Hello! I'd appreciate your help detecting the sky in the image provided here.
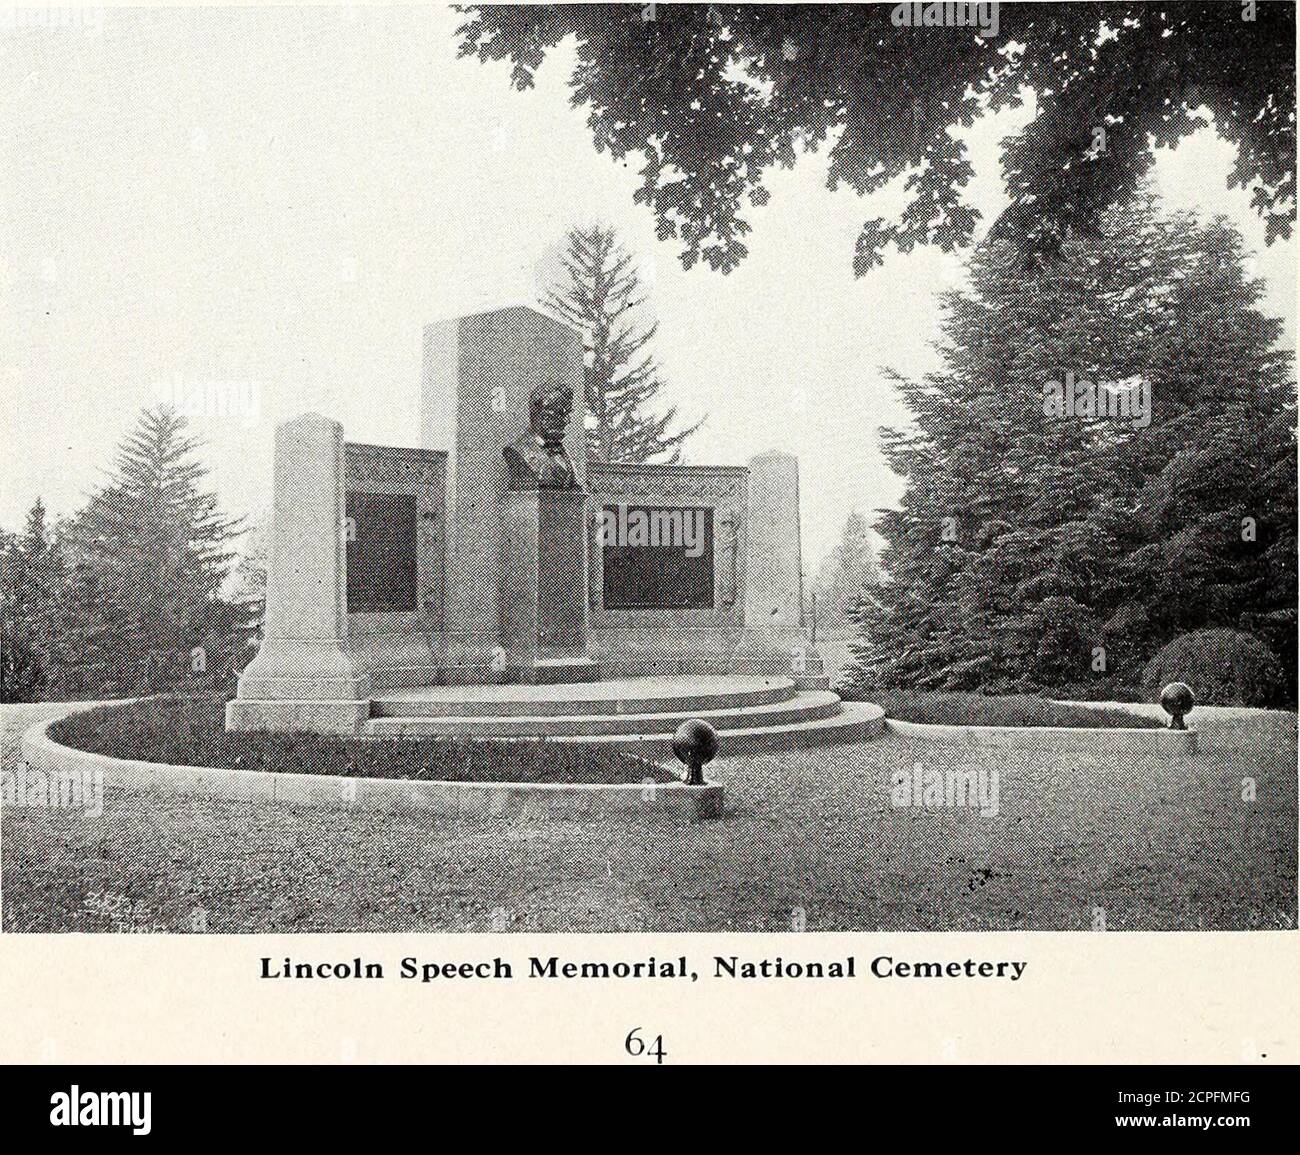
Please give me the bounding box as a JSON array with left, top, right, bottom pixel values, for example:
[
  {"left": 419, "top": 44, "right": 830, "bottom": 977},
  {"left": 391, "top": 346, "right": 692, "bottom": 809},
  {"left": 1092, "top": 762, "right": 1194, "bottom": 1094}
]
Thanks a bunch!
[{"left": 1, "top": 4, "right": 1295, "bottom": 571}]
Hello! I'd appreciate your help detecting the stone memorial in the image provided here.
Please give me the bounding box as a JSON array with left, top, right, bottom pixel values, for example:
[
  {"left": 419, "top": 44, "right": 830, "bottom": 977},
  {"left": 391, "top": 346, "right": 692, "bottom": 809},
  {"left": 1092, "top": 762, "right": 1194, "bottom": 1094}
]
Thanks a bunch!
[{"left": 226, "top": 304, "right": 880, "bottom": 750}]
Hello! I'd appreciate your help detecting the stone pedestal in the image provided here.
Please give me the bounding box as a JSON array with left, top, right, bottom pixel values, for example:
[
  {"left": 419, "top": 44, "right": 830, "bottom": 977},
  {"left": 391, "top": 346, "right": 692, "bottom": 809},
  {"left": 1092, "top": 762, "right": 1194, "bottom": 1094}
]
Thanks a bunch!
[
  {"left": 227, "top": 414, "right": 370, "bottom": 733},
  {"left": 420, "top": 307, "right": 586, "bottom": 677},
  {"left": 501, "top": 487, "right": 596, "bottom": 683}
]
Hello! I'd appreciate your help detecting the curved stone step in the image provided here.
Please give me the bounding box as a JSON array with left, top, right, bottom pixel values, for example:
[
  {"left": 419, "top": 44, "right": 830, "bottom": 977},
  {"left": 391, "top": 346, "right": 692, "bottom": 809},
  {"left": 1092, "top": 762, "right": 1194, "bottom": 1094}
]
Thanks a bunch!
[
  {"left": 400, "top": 701, "right": 887, "bottom": 755},
  {"left": 560, "top": 701, "right": 887, "bottom": 755},
  {"left": 367, "top": 690, "right": 842, "bottom": 738},
  {"left": 371, "top": 675, "right": 798, "bottom": 719}
]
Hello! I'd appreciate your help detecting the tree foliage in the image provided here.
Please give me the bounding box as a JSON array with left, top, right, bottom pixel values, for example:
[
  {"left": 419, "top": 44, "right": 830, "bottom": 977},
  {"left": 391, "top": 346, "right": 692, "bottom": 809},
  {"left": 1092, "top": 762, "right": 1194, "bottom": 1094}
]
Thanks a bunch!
[
  {"left": 3, "top": 407, "right": 256, "bottom": 701},
  {"left": 811, "top": 510, "right": 879, "bottom": 630},
  {"left": 231, "top": 513, "right": 269, "bottom": 639},
  {"left": 842, "top": 194, "right": 1296, "bottom": 697},
  {"left": 543, "top": 223, "right": 703, "bottom": 463},
  {"left": 1142, "top": 628, "right": 1288, "bottom": 708},
  {"left": 0, "top": 500, "right": 65, "bottom": 700},
  {"left": 457, "top": 3, "right": 1295, "bottom": 274}
]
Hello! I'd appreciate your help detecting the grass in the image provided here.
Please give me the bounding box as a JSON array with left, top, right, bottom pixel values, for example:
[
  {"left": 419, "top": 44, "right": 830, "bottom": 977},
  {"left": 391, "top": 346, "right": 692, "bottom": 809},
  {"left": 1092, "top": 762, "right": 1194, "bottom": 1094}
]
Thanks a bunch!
[
  {"left": 4, "top": 700, "right": 1294, "bottom": 932},
  {"left": 46, "top": 695, "right": 676, "bottom": 784},
  {"left": 862, "top": 689, "right": 1164, "bottom": 728}
]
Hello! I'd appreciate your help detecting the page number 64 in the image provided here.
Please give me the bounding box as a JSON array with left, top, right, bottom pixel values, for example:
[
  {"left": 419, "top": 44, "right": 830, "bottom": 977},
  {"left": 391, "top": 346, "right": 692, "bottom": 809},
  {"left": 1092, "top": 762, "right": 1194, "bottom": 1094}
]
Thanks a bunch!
[{"left": 625, "top": 1028, "right": 667, "bottom": 1065}]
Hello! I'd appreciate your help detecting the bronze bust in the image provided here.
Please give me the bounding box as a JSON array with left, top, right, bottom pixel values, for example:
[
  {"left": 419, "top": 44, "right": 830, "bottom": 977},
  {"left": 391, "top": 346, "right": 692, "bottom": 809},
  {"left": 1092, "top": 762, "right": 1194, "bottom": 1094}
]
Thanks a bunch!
[{"left": 504, "top": 380, "right": 578, "bottom": 489}]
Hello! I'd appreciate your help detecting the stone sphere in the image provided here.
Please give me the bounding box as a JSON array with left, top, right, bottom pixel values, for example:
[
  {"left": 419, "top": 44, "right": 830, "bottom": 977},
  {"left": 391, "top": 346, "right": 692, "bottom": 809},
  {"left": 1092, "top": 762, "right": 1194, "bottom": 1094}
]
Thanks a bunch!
[
  {"left": 672, "top": 718, "right": 719, "bottom": 771},
  {"left": 1160, "top": 682, "right": 1195, "bottom": 723}
]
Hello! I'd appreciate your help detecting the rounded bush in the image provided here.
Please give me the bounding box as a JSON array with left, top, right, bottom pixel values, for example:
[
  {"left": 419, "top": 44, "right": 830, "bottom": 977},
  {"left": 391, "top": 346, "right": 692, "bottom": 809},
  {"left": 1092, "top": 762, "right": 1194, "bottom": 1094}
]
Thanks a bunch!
[{"left": 1142, "top": 630, "right": 1287, "bottom": 708}]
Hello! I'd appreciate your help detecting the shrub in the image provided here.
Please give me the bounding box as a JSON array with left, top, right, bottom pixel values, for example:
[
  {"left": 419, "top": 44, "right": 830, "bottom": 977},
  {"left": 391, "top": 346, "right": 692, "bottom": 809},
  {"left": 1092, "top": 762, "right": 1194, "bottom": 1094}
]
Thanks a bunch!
[
  {"left": 48, "top": 695, "right": 676, "bottom": 784},
  {"left": 1142, "top": 630, "right": 1289, "bottom": 708},
  {"left": 866, "top": 690, "right": 1160, "bottom": 728}
]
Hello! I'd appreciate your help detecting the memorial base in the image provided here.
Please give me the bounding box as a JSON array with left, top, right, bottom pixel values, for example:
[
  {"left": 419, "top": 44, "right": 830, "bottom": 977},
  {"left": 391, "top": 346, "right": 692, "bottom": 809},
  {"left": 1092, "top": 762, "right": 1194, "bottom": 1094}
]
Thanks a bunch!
[
  {"left": 531, "top": 656, "right": 602, "bottom": 684},
  {"left": 500, "top": 488, "right": 593, "bottom": 680},
  {"left": 231, "top": 637, "right": 371, "bottom": 701},
  {"left": 225, "top": 698, "right": 371, "bottom": 735}
]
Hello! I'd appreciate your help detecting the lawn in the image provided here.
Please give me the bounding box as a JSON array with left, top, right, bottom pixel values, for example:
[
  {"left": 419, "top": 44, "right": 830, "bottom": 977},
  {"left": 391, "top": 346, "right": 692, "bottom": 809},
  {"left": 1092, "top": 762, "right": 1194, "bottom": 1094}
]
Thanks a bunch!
[
  {"left": 865, "top": 690, "right": 1164, "bottom": 728},
  {"left": 47, "top": 694, "right": 672, "bottom": 784},
  {"left": 3, "top": 701, "right": 1294, "bottom": 932}
]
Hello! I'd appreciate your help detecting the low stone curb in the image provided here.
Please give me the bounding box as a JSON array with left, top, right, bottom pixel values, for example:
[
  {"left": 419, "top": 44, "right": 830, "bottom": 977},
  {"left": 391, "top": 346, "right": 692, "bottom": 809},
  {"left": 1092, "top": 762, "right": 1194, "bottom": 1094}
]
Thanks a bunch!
[
  {"left": 883, "top": 716, "right": 1198, "bottom": 753},
  {"left": 19, "top": 709, "right": 725, "bottom": 822}
]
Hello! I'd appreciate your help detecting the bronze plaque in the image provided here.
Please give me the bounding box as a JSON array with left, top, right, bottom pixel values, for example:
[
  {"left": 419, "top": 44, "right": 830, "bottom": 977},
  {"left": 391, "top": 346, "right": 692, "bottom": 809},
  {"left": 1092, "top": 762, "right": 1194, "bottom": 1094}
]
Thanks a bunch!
[
  {"left": 601, "top": 504, "right": 714, "bottom": 610},
  {"left": 346, "top": 491, "right": 417, "bottom": 613}
]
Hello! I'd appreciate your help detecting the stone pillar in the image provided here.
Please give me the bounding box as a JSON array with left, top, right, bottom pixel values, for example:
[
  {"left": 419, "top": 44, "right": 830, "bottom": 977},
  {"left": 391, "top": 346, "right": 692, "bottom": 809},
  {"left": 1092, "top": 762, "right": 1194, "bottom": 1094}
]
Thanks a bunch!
[
  {"left": 500, "top": 487, "right": 594, "bottom": 681},
  {"left": 745, "top": 450, "right": 803, "bottom": 628},
  {"left": 738, "top": 450, "right": 825, "bottom": 685},
  {"left": 420, "top": 306, "right": 586, "bottom": 679},
  {"left": 226, "top": 413, "right": 371, "bottom": 733}
]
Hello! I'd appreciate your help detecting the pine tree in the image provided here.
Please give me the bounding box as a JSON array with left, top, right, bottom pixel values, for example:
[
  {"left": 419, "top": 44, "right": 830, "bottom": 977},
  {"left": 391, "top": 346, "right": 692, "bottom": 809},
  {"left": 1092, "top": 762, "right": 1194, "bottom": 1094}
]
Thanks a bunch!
[
  {"left": 843, "top": 194, "right": 1296, "bottom": 695},
  {"left": 0, "top": 499, "right": 66, "bottom": 700},
  {"left": 542, "top": 224, "right": 703, "bottom": 464},
  {"left": 1097, "top": 217, "right": 1297, "bottom": 693},
  {"left": 812, "top": 511, "right": 878, "bottom": 631},
  {"left": 61, "top": 406, "right": 249, "bottom": 694}
]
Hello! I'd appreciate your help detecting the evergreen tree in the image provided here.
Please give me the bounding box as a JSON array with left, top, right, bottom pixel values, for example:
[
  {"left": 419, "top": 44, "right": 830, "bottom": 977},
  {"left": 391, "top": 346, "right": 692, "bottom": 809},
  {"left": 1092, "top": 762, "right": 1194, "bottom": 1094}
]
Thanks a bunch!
[
  {"left": 0, "top": 499, "right": 66, "bottom": 700},
  {"left": 1098, "top": 217, "right": 1297, "bottom": 693},
  {"left": 543, "top": 224, "right": 703, "bottom": 464},
  {"left": 231, "top": 513, "right": 269, "bottom": 640},
  {"left": 61, "top": 406, "right": 249, "bottom": 694},
  {"left": 811, "top": 511, "right": 878, "bottom": 631},
  {"left": 844, "top": 196, "right": 1295, "bottom": 695}
]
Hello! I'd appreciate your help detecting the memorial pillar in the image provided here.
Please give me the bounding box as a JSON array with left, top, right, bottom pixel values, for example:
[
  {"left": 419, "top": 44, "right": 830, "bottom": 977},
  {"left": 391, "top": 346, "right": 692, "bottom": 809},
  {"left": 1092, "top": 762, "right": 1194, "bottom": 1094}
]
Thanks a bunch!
[
  {"left": 738, "top": 450, "right": 825, "bottom": 684},
  {"left": 501, "top": 487, "right": 593, "bottom": 681},
  {"left": 227, "top": 413, "right": 371, "bottom": 732},
  {"left": 745, "top": 450, "right": 804, "bottom": 628}
]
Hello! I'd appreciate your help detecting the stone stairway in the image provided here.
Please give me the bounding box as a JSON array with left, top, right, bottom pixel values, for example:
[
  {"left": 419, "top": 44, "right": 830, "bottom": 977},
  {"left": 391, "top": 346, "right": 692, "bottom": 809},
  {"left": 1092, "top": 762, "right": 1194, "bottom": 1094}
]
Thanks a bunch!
[{"left": 366, "top": 675, "right": 884, "bottom": 754}]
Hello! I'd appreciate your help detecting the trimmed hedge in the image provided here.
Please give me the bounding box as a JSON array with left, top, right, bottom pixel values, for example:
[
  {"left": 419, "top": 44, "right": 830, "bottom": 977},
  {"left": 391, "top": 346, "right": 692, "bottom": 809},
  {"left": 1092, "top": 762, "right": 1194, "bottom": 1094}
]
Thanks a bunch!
[
  {"left": 48, "top": 695, "right": 677, "bottom": 784},
  {"left": 1142, "top": 630, "right": 1288, "bottom": 708},
  {"left": 841, "top": 689, "right": 1161, "bottom": 727}
]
